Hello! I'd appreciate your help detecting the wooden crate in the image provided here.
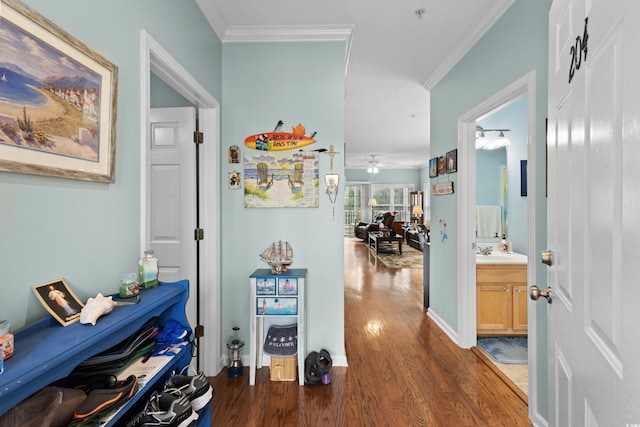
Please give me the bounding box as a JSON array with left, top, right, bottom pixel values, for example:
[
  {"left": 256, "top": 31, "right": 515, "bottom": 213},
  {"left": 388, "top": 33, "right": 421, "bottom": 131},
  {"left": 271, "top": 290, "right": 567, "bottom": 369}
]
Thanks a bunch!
[{"left": 270, "top": 355, "right": 297, "bottom": 381}]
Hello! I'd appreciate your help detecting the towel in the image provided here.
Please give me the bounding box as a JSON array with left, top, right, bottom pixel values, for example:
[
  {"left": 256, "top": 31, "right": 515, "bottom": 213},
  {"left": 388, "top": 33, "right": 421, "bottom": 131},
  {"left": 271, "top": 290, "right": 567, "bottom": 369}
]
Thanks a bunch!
[{"left": 476, "top": 205, "right": 502, "bottom": 238}]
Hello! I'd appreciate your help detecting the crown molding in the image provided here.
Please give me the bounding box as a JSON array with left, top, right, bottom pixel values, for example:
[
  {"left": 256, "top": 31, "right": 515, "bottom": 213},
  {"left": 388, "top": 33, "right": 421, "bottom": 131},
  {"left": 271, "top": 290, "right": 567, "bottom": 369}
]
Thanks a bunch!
[
  {"left": 195, "top": 0, "right": 227, "bottom": 41},
  {"left": 423, "top": 0, "right": 515, "bottom": 90},
  {"left": 223, "top": 24, "right": 353, "bottom": 44}
]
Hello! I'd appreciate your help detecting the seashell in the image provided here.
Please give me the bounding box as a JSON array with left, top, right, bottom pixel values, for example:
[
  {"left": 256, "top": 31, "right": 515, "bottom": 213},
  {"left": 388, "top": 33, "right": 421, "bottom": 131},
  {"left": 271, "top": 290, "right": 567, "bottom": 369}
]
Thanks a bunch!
[{"left": 80, "top": 293, "right": 116, "bottom": 325}]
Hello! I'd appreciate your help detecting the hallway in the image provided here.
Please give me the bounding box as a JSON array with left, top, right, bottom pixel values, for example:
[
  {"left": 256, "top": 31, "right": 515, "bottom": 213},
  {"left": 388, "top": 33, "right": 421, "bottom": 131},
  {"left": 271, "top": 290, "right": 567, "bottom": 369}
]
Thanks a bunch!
[{"left": 209, "top": 238, "right": 531, "bottom": 426}]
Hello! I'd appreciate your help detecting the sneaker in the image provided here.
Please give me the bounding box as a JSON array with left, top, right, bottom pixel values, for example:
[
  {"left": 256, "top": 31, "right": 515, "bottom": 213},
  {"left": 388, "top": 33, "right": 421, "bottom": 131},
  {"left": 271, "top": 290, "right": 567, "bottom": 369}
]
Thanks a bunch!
[
  {"left": 127, "top": 388, "right": 198, "bottom": 427},
  {"left": 69, "top": 374, "right": 138, "bottom": 426},
  {"left": 164, "top": 366, "right": 213, "bottom": 411}
]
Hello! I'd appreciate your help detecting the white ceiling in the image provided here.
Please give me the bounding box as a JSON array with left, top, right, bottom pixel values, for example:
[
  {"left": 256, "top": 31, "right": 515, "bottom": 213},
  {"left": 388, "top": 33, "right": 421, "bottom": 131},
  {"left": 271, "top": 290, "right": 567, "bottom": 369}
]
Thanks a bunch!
[{"left": 196, "top": 0, "right": 514, "bottom": 170}]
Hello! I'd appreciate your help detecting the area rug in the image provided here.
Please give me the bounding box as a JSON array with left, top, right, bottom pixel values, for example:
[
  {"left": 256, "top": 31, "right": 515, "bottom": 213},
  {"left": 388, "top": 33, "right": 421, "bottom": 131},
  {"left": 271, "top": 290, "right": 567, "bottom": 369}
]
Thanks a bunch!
[
  {"left": 477, "top": 336, "right": 528, "bottom": 364},
  {"left": 375, "top": 244, "right": 423, "bottom": 269}
]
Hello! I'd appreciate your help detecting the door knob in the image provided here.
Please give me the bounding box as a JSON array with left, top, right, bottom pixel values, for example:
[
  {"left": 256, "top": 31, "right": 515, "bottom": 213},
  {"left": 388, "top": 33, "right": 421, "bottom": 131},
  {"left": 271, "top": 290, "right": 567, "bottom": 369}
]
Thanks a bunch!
[
  {"left": 541, "top": 250, "right": 553, "bottom": 266},
  {"left": 529, "top": 285, "right": 552, "bottom": 303}
]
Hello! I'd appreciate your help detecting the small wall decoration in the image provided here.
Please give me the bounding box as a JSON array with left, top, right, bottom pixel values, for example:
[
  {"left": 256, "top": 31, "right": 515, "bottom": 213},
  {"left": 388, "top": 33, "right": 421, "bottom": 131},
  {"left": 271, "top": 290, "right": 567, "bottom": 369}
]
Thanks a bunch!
[
  {"left": 244, "top": 122, "right": 316, "bottom": 151},
  {"left": 432, "top": 181, "right": 454, "bottom": 196},
  {"left": 437, "top": 156, "right": 447, "bottom": 175},
  {"left": 446, "top": 149, "right": 457, "bottom": 173},
  {"left": 32, "top": 278, "right": 84, "bottom": 326},
  {"left": 438, "top": 219, "right": 448, "bottom": 243},
  {"left": 228, "top": 145, "right": 240, "bottom": 163},
  {"left": 243, "top": 122, "right": 319, "bottom": 208},
  {"left": 0, "top": 0, "right": 118, "bottom": 182},
  {"left": 325, "top": 173, "right": 339, "bottom": 220},
  {"left": 429, "top": 157, "right": 438, "bottom": 178},
  {"left": 324, "top": 144, "right": 339, "bottom": 170},
  {"left": 229, "top": 170, "right": 241, "bottom": 189},
  {"left": 520, "top": 160, "right": 527, "bottom": 197}
]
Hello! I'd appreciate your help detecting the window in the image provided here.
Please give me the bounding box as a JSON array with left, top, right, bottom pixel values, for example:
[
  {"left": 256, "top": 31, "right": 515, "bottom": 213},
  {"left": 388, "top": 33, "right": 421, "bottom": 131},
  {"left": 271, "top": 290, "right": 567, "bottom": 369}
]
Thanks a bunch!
[
  {"left": 344, "top": 185, "right": 362, "bottom": 235},
  {"left": 371, "top": 184, "right": 414, "bottom": 222}
]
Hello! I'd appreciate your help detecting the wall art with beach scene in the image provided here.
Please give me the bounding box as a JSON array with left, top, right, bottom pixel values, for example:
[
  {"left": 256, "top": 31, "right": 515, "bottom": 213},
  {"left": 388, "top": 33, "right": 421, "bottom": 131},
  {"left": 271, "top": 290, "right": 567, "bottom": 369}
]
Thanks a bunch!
[
  {"left": 244, "top": 150, "right": 319, "bottom": 208},
  {"left": 0, "top": 0, "right": 118, "bottom": 182}
]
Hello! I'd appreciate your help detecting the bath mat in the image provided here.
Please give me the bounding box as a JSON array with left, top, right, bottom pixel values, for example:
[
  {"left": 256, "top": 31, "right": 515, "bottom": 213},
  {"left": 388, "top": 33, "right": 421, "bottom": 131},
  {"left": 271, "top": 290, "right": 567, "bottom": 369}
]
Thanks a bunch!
[{"left": 477, "top": 336, "right": 527, "bottom": 364}]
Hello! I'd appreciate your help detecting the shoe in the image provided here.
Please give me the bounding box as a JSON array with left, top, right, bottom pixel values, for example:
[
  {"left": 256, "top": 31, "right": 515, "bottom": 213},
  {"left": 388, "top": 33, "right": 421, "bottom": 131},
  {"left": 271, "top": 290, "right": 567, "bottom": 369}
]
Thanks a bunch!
[
  {"left": 69, "top": 374, "right": 138, "bottom": 426},
  {"left": 164, "top": 366, "right": 213, "bottom": 411},
  {"left": 0, "top": 386, "right": 86, "bottom": 427},
  {"left": 318, "top": 349, "right": 333, "bottom": 384},
  {"left": 317, "top": 349, "right": 332, "bottom": 374},
  {"left": 304, "top": 351, "right": 322, "bottom": 385},
  {"left": 127, "top": 388, "right": 198, "bottom": 427}
]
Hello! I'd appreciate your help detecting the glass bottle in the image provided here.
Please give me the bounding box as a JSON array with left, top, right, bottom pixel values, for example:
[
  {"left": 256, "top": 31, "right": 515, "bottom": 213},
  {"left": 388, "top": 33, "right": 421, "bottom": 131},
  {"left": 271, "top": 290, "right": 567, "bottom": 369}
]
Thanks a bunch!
[{"left": 138, "top": 250, "right": 159, "bottom": 290}]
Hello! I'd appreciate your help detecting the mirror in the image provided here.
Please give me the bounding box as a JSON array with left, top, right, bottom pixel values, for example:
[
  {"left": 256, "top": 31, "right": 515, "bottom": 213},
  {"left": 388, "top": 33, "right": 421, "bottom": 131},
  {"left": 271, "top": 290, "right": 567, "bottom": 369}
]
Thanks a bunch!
[{"left": 476, "top": 146, "right": 507, "bottom": 241}]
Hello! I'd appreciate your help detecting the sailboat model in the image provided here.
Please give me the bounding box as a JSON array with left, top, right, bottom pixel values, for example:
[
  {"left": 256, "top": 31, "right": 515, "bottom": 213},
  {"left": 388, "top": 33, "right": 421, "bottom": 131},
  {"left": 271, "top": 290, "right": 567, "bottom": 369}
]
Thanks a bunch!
[
  {"left": 260, "top": 240, "right": 293, "bottom": 274},
  {"left": 1, "top": 73, "right": 7, "bottom": 83}
]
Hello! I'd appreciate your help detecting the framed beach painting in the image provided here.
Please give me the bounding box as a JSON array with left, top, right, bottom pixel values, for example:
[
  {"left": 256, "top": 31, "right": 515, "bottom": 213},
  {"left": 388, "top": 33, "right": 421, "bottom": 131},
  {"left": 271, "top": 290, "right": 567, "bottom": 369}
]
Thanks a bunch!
[
  {"left": 243, "top": 150, "right": 319, "bottom": 208},
  {"left": 0, "top": 0, "right": 118, "bottom": 182}
]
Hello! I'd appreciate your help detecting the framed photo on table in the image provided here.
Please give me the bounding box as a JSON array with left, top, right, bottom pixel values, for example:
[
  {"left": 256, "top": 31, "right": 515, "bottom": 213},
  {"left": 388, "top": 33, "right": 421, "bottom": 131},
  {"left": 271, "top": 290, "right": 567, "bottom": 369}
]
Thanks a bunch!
[
  {"left": 0, "top": 0, "right": 118, "bottom": 182},
  {"left": 32, "top": 278, "right": 84, "bottom": 326}
]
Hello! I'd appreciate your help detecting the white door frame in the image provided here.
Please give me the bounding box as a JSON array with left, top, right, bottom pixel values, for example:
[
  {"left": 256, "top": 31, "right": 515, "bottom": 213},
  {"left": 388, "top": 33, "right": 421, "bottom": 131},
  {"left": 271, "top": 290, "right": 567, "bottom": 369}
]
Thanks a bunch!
[
  {"left": 140, "top": 30, "right": 221, "bottom": 375},
  {"left": 457, "top": 71, "right": 539, "bottom": 413}
]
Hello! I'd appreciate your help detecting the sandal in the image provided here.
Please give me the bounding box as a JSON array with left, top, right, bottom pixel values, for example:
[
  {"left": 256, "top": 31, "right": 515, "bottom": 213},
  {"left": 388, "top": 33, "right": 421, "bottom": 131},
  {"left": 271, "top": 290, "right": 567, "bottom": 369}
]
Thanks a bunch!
[
  {"left": 317, "top": 349, "right": 332, "bottom": 374},
  {"left": 318, "top": 349, "right": 333, "bottom": 384},
  {"left": 304, "top": 351, "right": 322, "bottom": 385}
]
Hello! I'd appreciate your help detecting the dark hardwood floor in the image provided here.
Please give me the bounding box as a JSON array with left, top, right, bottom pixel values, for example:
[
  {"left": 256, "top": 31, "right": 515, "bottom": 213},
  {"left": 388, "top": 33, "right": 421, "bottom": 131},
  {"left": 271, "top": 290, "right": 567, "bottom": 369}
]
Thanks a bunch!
[{"left": 208, "top": 237, "right": 531, "bottom": 426}]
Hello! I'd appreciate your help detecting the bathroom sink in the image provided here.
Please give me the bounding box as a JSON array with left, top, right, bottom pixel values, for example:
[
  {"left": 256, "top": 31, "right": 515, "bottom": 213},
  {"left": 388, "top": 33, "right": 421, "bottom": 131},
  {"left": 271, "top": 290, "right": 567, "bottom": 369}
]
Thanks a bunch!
[{"left": 475, "top": 252, "right": 527, "bottom": 264}]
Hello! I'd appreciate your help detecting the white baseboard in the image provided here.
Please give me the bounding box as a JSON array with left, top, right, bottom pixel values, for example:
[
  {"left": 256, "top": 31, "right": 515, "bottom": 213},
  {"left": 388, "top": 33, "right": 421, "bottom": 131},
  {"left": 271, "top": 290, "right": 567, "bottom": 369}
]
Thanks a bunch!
[{"left": 427, "top": 308, "right": 460, "bottom": 346}]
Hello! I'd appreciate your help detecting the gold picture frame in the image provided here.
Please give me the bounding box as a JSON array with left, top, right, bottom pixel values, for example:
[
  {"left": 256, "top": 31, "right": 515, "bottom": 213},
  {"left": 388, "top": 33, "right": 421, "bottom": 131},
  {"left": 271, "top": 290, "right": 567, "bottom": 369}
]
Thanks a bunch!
[{"left": 0, "top": 0, "right": 118, "bottom": 182}]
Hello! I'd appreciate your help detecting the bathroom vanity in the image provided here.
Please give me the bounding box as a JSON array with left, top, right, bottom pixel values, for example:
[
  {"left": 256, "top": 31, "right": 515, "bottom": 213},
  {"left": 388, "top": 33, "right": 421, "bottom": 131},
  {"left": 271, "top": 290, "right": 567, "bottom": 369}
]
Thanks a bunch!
[{"left": 476, "top": 251, "right": 528, "bottom": 335}]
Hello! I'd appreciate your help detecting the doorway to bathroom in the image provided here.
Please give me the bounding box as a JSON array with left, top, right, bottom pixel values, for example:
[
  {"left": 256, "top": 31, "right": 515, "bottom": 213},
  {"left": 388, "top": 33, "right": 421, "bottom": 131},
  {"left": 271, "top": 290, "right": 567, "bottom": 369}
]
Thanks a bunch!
[
  {"left": 456, "top": 71, "right": 539, "bottom": 404},
  {"left": 475, "top": 95, "right": 529, "bottom": 397}
]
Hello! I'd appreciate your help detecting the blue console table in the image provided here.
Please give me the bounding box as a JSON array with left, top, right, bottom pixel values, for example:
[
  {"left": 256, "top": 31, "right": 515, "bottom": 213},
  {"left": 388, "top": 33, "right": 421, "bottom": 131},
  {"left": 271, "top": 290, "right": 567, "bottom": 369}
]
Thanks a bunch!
[
  {"left": 0, "top": 280, "right": 211, "bottom": 426},
  {"left": 249, "top": 269, "right": 307, "bottom": 385}
]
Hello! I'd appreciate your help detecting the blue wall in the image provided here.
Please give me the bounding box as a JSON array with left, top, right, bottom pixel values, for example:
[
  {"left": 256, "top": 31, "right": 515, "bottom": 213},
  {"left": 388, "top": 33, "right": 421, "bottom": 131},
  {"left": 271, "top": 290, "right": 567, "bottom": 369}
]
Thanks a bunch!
[
  {"left": 0, "top": 0, "right": 221, "bottom": 329},
  {"left": 430, "top": 0, "right": 550, "bottom": 415},
  {"left": 220, "top": 42, "right": 346, "bottom": 359},
  {"left": 477, "top": 96, "right": 528, "bottom": 253}
]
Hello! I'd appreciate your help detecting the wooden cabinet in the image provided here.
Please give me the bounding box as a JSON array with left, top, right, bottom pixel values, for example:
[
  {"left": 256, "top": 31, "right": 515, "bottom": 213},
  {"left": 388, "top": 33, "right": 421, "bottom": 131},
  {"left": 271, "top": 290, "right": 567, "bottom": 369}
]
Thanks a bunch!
[{"left": 476, "top": 264, "right": 527, "bottom": 335}]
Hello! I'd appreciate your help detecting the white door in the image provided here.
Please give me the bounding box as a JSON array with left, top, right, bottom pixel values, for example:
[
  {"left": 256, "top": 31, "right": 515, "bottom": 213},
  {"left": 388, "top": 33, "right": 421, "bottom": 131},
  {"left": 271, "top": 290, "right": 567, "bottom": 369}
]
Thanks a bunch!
[
  {"left": 546, "top": 0, "right": 640, "bottom": 424},
  {"left": 148, "top": 107, "right": 198, "bottom": 327}
]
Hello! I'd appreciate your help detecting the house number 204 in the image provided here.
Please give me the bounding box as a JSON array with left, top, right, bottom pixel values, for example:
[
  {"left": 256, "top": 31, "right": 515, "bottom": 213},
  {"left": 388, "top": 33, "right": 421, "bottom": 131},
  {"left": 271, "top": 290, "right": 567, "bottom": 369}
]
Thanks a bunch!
[{"left": 569, "top": 17, "right": 589, "bottom": 84}]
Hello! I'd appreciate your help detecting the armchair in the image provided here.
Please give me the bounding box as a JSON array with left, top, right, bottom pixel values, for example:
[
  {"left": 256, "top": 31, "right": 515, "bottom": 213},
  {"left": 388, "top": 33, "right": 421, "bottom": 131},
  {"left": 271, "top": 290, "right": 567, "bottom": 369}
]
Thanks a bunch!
[
  {"left": 354, "top": 212, "right": 396, "bottom": 241},
  {"left": 406, "top": 224, "right": 429, "bottom": 251}
]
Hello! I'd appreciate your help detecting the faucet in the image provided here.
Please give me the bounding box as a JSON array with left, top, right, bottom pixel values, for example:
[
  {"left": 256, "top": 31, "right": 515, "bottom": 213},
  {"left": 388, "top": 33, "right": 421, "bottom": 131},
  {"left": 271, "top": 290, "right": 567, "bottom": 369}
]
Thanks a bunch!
[{"left": 480, "top": 246, "right": 493, "bottom": 256}]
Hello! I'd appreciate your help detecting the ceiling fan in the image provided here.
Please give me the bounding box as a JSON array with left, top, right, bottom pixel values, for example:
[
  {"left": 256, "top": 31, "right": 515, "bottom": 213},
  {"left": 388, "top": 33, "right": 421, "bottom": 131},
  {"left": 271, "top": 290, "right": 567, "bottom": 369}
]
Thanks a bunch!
[
  {"left": 350, "top": 155, "right": 400, "bottom": 173},
  {"left": 366, "top": 155, "right": 380, "bottom": 174}
]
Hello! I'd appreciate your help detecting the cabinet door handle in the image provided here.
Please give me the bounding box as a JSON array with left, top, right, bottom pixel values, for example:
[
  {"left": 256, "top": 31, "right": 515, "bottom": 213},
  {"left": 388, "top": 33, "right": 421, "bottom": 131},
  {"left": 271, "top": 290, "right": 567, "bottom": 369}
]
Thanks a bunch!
[{"left": 504, "top": 287, "right": 509, "bottom": 292}]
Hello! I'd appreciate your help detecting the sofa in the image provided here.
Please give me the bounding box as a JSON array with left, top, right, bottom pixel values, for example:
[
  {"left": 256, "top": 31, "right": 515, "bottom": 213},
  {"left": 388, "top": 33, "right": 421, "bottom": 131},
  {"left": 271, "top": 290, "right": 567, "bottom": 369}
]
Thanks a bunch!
[
  {"left": 354, "top": 212, "right": 396, "bottom": 241},
  {"left": 405, "top": 224, "right": 429, "bottom": 251}
]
